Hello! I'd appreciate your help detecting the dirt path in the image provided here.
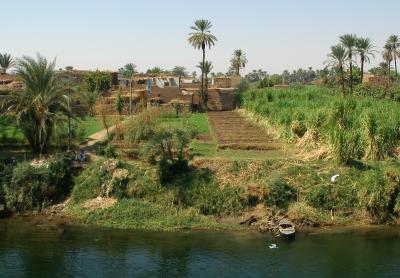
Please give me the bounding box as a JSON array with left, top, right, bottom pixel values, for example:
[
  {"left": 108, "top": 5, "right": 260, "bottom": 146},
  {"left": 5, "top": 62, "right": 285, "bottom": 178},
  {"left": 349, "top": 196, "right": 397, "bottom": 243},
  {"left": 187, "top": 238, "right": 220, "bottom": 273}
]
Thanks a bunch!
[{"left": 207, "top": 111, "right": 282, "bottom": 151}]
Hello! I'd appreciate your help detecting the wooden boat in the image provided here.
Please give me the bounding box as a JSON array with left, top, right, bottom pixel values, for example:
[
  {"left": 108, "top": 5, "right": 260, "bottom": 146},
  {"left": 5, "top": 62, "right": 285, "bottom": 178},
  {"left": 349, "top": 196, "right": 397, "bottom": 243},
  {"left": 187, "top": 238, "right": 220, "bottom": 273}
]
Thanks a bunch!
[{"left": 278, "top": 219, "right": 295, "bottom": 238}]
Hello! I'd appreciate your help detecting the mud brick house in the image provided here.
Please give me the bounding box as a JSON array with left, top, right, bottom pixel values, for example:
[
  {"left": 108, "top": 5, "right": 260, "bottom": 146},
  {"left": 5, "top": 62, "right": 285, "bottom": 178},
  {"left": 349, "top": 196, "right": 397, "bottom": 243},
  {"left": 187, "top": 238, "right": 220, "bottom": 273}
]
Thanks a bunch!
[{"left": 362, "top": 74, "right": 390, "bottom": 86}]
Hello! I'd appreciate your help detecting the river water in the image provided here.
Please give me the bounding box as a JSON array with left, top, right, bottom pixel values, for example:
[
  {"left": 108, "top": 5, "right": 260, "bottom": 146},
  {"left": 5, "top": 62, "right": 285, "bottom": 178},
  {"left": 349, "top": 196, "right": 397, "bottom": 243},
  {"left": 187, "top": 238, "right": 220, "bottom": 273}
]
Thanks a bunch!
[{"left": 1, "top": 218, "right": 400, "bottom": 277}]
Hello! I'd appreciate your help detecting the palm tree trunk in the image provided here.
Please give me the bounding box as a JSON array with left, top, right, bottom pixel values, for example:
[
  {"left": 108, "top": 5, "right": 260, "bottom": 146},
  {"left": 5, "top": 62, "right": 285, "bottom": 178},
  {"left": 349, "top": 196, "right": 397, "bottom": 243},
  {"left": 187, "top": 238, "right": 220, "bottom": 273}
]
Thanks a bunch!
[
  {"left": 340, "top": 64, "right": 345, "bottom": 96},
  {"left": 201, "top": 43, "right": 206, "bottom": 111},
  {"left": 395, "top": 57, "right": 398, "bottom": 76},
  {"left": 349, "top": 52, "right": 353, "bottom": 94},
  {"left": 360, "top": 57, "right": 364, "bottom": 84}
]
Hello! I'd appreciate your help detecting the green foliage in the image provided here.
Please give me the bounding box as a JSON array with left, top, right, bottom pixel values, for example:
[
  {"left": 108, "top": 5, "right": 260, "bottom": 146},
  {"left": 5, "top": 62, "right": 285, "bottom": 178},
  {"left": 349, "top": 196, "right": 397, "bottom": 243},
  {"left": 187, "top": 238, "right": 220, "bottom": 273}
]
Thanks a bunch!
[
  {"left": 242, "top": 86, "right": 400, "bottom": 163},
  {"left": 84, "top": 70, "right": 111, "bottom": 93},
  {"left": 115, "top": 91, "right": 125, "bottom": 115},
  {"left": 235, "top": 78, "right": 250, "bottom": 93},
  {"left": 141, "top": 128, "right": 190, "bottom": 182},
  {"left": 306, "top": 181, "right": 357, "bottom": 211},
  {"left": 264, "top": 176, "right": 297, "bottom": 209},
  {"left": 124, "top": 107, "right": 163, "bottom": 144},
  {"left": 3, "top": 155, "right": 72, "bottom": 212},
  {"left": 2, "top": 54, "right": 71, "bottom": 154},
  {"left": 268, "top": 74, "right": 283, "bottom": 86},
  {"left": 358, "top": 167, "right": 399, "bottom": 221},
  {"left": 185, "top": 182, "right": 247, "bottom": 215}
]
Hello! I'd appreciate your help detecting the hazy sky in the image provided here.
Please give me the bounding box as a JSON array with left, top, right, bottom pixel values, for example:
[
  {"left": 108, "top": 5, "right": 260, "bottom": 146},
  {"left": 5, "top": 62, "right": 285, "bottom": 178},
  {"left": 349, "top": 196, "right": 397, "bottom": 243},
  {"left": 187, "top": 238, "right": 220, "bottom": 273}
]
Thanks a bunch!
[{"left": 2, "top": 0, "right": 399, "bottom": 74}]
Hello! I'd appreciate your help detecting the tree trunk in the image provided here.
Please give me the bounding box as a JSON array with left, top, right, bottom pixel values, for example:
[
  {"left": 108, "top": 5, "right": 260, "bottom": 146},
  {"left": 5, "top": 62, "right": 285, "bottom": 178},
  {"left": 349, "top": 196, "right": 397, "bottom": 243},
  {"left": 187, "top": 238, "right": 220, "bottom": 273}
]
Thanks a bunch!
[
  {"left": 360, "top": 56, "right": 364, "bottom": 84},
  {"left": 349, "top": 52, "right": 353, "bottom": 94},
  {"left": 340, "top": 64, "right": 345, "bottom": 96},
  {"left": 395, "top": 57, "right": 398, "bottom": 76},
  {"left": 201, "top": 43, "right": 206, "bottom": 111}
]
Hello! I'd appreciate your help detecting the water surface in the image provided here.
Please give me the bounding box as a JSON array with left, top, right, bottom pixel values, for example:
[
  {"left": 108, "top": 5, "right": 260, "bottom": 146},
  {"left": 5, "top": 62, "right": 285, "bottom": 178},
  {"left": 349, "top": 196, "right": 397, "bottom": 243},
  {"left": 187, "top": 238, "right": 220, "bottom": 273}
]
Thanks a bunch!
[{"left": 1, "top": 218, "right": 400, "bottom": 277}]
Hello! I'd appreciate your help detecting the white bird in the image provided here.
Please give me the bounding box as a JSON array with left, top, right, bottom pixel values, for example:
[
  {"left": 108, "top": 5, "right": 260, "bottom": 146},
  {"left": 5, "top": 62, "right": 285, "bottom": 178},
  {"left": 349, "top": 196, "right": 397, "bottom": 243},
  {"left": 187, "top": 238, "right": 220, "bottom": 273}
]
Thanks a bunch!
[
  {"left": 331, "top": 174, "right": 339, "bottom": 182},
  {"left": 269, "top": 244, "right": 278, "bottom": 249}
]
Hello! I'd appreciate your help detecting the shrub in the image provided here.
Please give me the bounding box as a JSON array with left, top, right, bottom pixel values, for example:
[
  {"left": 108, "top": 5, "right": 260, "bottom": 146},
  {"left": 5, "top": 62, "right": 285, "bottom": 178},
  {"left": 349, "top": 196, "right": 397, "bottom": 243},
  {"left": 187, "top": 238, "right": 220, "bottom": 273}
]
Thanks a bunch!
[
  {"left": 264, "top": 176, "right": 297, "bottom": 209},
  {"left": 3, "top": 155, "right": 72, "bottom": 212},
  {"left": 235, "top": 78, "right": 250, "bottom": 94},
  {"left": 358, "top": 167, "right": 399, "bottom": 221},
  {"left": 141, "top": 128, "right": 191, "bottom": 182},
  {"left": 305, "top": 180, "right": 357, "bottom": 212},
  {"left": 184, "top": 181, "right": 247, "bottom": 215},
  {"left": 287, "top": 202, "right": 322, "bottom": 226},
  {"left": 124, "top": 107, "right": 163, "bottom": 144}
]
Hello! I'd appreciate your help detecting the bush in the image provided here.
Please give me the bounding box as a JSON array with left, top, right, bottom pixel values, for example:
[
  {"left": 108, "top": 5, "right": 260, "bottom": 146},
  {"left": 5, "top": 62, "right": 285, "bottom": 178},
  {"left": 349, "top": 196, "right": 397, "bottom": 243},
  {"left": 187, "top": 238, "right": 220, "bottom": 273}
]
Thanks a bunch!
[
  {"left": 71, "top": 158, "right": 136, "bottom": 202},
  {"left": 287, "top": 202, "right": 322, "bottom": 226},
  {"left": 3, "top": 155, "right": 72, "bottom": 212},
  {"left": 124, "top": 107, "right": 163, "bottom": 144},
  {"left": 182, "top": 171, "right": 247, "bottom": 215},
  {"left": 358, "top": 167, "right": 399, "bottom": 221},
  {"left": 141, "top": 128, "right": 191, "bottom": 182},
  {"left": 264, "top": 176, "right": 297, "bottom": 209},
  {"left": 305, "top": 179, "right": 357, "bottom": 212},
  {"left": 235, "top": 78, "right": 250, "bottom": 94}
]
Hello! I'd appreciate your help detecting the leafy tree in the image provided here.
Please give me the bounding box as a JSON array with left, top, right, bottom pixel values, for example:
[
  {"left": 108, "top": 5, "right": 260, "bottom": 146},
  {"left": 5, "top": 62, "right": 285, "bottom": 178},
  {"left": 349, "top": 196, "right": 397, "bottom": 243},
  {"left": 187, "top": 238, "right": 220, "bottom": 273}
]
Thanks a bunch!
[
  {"left": 188, "top": 19, "right": 217, "bottom": 110},
  {"left": 268, "top": 74, "right": 282, "bottom": 87},
  {"left": 0, "top": 53, "right": 15, "bottom": 74},
  {"left": 197, "top": 61, "right": 213, "bottom": 108},
  {"left": 230, "top": 49, "right": 248, "bottom": 76},
  {"left": 245, "top": 69, "right": 267, "bottom": 82},
  {"left": 356, "top": 37, "right": 375, "bottom": 82},
  {"left": 65, "top": 66, "right": 73, "bottom": 71},
  {"left": 2, "top": 54, "right": 71, "bottom": 154},
  {"left": 85, "top": 70, "right": 111, "bottom": 93},
  {"left": 340, "top": 34, "right": 358, "bottom": 93},
  {"left": 119, "top": 63, "right": 136, "bottom": 79},
  {"left": 84, "top": 90, "right": 100, "bottom": 116},
  {"left": 146, "top": 67, "right": 164, "bottom": 75},
  {"left": 325, "top": 44, "right": 347, "bottom": 95}
]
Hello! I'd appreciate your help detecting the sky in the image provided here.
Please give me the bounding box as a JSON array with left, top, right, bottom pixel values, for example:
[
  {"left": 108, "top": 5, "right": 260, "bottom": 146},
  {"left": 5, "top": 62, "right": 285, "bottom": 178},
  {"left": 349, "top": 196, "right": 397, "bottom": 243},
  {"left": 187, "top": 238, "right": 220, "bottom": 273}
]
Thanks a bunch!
[{"left": 2, "top": 0, "right": 400, "bottom": 75}]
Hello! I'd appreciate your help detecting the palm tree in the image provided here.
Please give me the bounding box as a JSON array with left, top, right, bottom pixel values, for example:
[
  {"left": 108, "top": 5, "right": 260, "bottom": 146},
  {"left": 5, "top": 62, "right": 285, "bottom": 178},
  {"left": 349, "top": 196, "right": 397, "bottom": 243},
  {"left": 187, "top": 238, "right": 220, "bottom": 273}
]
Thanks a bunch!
[
  {"left": 188, "top": 19, "right": 217, "bottom": 110},
  {"left": 59, "top": 79, "right": 80, "bottom": 152},
  {"left": 0, "top": 53, "right": 15, "bottom": 74},
  {"left": 386, "top": 35, "right": 399, "bottom": 76},
  {"left": 382, "top": 44, "right": 393, "bottom": 76},
  {"left": 340, "top": 34, "right": 358, "bottom": 93},
  {"left": 197, "top": 61, "right": 213, "bottom": 108},
  {"left": 2, "top": 54, "right": 70, "bottom": 155},
  {"left": 171, "top": 66, "right": 187, "bottom": 90},
  {"left": 230, "top": 49, "right": 248, "bottom": 76},
  {"left": 325, "top": 45, "right": 347, "bottom": 96},
  {"left": 356, "top": 37, "right": 375, "bottom": 82}
]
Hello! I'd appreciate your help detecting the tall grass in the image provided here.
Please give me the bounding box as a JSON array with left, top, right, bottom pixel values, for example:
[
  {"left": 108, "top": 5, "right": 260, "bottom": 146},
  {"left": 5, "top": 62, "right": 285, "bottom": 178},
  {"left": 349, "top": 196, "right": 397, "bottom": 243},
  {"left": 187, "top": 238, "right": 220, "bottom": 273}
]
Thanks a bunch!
[{"left": 242, "top": 86, "right": 400, "bottom": 163}]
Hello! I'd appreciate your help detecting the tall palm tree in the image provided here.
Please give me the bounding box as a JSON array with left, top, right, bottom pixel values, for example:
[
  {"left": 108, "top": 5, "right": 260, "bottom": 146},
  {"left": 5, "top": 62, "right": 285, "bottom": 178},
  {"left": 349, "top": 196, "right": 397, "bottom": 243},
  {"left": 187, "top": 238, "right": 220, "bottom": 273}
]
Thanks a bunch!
[
  {"left": 188, "top": 19, "right": 217, "bottom": 110},
  {"left": 0, "top": 53, "right": 15, "bottom": 74},
  {"left": 340, "top": 34, "right": 358, "bottom": 93},
  {"left": 230, "top": 49, "right": 248, "bottom": 76},
  {"left": 386, "top": 35, "right": 399, "bottom": 76},
  {"left": 356, "top": 37, "right": 375, "bottom": 82},
  {"left": 382, "top": 44, "right": 393, "bottom": 76},
  {"left": 2, "top": 54, "right": 70, "bottom": 155},
  {"left": 197, "top": 61, "right": 213, "bottom": 108},
  {"left": 325, "top": 45, "right": 347, "bottom": 96}
]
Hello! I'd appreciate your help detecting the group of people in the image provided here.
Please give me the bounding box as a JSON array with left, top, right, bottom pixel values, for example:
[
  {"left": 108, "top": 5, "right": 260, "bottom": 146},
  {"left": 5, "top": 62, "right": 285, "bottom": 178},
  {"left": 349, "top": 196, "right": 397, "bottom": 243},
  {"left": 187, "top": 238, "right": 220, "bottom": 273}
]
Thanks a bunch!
[{"left": 70, "top": 149, "right": 86, "bottom": 162}]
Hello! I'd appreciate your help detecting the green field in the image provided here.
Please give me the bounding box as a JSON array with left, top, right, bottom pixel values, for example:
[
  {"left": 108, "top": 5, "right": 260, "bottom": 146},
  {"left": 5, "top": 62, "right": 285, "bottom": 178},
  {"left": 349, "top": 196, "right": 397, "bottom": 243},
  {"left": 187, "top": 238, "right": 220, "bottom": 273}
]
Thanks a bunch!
[{"left": 0, "top": 115, "right": 111, "bottom": 145}]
